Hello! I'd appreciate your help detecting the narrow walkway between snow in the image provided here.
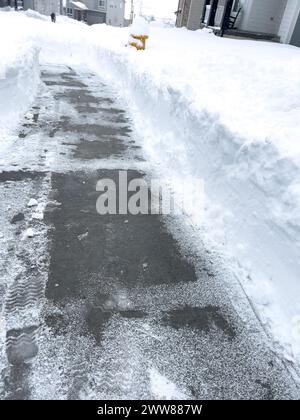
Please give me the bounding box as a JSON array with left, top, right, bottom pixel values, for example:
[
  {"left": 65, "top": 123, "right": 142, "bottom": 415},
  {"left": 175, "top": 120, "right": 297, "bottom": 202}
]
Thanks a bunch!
[{"left": 0, "top": 65, "right": 297, "bottom": 400}]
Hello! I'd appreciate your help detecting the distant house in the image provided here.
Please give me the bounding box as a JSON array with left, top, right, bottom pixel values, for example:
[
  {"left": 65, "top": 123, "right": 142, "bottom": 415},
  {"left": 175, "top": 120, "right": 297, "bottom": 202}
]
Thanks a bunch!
[
  {"left": 22, "top": 0, "right": 61, "bottom": 16},
  {"left": 65, "top": 0, "right": 125, "bottom": 26},
  {"left": 0, "top": 0, "right": 25, "bottom": 7},
  {"left": 0, "top": 0, "right": 13, "bottom": 6},
  {"left": 175, "top": 0, "right": 300, "bottom": 47}
]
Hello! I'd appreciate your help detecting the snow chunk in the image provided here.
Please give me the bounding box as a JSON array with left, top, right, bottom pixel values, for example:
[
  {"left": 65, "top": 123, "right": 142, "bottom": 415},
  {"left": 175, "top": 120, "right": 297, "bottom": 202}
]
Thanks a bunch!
[
  {"left": 32, "top": 212, "right": 44, "bottom": 221},
  {"left": 78, "top": 232, "right": 89, "bottom": 241},
  {"left": 23, "top": 228, "right": 35, "bottom": 239},
  {"left": 31, "top": 202, "right": 45, "bottom": 220},
  {"left": 28, "top": 198, "right": 38, "bottom": 207}
]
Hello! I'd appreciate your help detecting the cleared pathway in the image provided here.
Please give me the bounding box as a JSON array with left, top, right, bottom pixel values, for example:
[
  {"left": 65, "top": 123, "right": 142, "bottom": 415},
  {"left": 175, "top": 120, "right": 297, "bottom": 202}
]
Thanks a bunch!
[{"left": 0, "top": 65, "right": 298, "bottom": 400}]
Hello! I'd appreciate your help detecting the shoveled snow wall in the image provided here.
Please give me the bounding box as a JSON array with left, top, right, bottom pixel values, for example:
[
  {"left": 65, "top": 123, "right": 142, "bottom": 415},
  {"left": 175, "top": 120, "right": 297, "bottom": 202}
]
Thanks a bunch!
[{"left": 0, "top": 41, "right": 40, "bottom": 136}]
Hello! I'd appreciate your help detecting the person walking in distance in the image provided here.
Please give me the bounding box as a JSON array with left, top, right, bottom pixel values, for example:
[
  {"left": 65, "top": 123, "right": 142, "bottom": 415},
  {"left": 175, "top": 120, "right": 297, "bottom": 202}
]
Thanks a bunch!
[{"left": 51, "top": 13, "right": 56, "bottom": 23}]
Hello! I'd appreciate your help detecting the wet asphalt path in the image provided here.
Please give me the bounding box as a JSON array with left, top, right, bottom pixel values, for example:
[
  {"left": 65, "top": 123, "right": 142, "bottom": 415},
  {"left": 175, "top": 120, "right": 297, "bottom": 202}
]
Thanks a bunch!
[{"left": 0, "top": 65, "right": 298, "bottom": 400}]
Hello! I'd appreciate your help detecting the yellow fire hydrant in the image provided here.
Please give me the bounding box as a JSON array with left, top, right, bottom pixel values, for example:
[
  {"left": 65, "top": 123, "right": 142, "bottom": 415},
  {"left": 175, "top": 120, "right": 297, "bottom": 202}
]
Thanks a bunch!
[
  {"left": 128, "top": 17, "right": 150, "bottom": 51},
  {"left": 129, "top": 34, "right": 149, "bottom": 51}
]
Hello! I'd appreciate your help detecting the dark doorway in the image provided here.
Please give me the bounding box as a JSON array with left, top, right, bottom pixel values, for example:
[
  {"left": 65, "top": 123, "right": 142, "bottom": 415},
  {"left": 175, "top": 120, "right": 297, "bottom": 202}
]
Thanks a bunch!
[{"left": 290, "top": 11, "right": 300, "bottom": 47}]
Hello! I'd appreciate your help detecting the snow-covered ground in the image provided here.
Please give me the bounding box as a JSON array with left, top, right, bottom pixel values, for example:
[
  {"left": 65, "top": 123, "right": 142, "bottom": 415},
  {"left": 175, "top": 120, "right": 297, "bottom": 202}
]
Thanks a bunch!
[{"left": 0, "top": 9, "right": 300, "bottom": 374}]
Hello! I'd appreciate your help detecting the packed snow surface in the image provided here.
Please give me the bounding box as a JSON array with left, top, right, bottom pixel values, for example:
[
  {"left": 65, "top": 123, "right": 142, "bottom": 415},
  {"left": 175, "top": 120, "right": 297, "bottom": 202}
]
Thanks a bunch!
[{"left": 0, "top": 9, "right": 300, "bottom": 372}]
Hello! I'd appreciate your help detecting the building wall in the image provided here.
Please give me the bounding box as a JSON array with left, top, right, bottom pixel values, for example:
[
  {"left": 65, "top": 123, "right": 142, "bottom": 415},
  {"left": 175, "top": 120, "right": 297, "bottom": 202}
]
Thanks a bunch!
[
  {"left": 181, "top": 0, "right": 191, "bottom": 27},
  {"left": 0, "top": 0, "right": 16, "bottom": 6},
  {"left": 279, "top": 0, "right": 300, "bottom": 43},
  {"left": 238, "top": 0, "right": 287, "bottom": 34},
  {"left": 23, "top": 0, "right": 61, "bottom": 15},
  {"left": 65, "top": 0, "right": 107, "bottom": 17},
  {"left": 234, "top": 0, "right": 248, "bottom": 24},
  {"left": 83, "top": 0, "right": 105, "bottom": 12},
  {"left": 175, "top": 0, "right": 185, "bottom": 27},
  {"left": 174, "top": 0, "right": 300, "bottom": 47},
  {"left": 106, "top": 0, "right": 125, "bottom": 26},
  {"left": 86, "top": 9, "right": 105, "bottom": 24},
  {"left": 214, "top": 0, "right": 227, "bottom": 27},
  {"left": 187, "top": 0, "right": 206, "bottom": 30},
  {"left": 66, "top": 0, "right": 124, "bottom": 26}
]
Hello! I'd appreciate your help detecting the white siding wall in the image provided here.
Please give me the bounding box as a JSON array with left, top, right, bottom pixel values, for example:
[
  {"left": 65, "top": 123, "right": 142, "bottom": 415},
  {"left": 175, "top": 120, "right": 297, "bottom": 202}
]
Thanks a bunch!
[
  {"left": 187, "top": 0, "right": 205, "bottom": 30},
  {"left": 278, "top": 0, "right": 300, "bottom": 43},
  {"left": 176, "top": 0, "right": 186, "bottom": 27},
  {"left": 234, "top": 0, "right": 250, "bottom": 27},
  {"left": 24, "top": 0, "right": 61, "bottom": 15},
  {"left": 106, "top": 0, "right": 125, "bottom": 26},
  {"left": 36, "top": 0, "right": 61, "bottom": 15},
  {"left": 238, "top": 0, "right": 287, "bottom": 34}
]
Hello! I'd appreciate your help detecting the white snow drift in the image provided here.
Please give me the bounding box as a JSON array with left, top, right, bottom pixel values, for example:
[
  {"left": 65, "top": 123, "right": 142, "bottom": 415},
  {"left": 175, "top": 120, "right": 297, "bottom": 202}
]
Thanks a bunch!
[
  {"left": 0, "top": 9, "right": 300, "bottom": 373},
  {"left": 0, "top": 39, "right": 39, "bottom": 136}
]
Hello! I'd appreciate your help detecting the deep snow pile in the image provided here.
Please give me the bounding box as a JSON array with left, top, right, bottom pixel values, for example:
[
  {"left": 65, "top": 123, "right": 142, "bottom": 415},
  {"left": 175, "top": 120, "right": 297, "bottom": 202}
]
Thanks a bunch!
[
  {"left": 89, "top": 25, "right": 300, "bottom": 371},
  {"left": 1, "top": 10, "right": 300, "bottom": 373},
  {"left": 0, "top": 25, "right": 39, "bottom": 138}
]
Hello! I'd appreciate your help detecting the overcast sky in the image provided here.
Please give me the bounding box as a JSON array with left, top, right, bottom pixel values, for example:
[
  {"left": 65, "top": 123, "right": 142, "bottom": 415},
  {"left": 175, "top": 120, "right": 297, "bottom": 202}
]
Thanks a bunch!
[{"left": 126, "top": 0, "right": 178, "bottom": 19}]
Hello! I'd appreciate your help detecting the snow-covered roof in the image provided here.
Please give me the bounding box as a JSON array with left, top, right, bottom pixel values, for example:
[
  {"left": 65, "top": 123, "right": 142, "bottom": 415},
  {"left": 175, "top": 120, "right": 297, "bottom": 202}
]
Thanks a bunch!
[{"left": 71, "top": 1, "right": 88, "bottom": 10}]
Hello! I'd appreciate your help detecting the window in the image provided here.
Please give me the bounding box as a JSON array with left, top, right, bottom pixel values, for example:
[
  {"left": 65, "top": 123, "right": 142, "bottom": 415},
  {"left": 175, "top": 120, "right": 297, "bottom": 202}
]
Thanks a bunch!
[
  {"left": 67, "top": 7, "right": 73, "bottom": 15},
  {"left": 98, "top": 0, "right": 106, "bottom": 7}
]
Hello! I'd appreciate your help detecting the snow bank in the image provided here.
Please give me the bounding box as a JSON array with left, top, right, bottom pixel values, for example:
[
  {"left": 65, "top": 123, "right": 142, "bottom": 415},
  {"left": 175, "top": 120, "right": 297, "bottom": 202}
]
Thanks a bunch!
[
  {"left": 0, "top": 12, "right": 40, "bottom": 138},
  {"left": 81, "top": 25, "right": 300, "bottom": 371},
  {"left": 1, "top": 10, "right": 300, "bottom": 372},
  {"left": 0, "top": 42, "right": 39, "bottom": 128},
  {"left": 0, "top": 10, "right": 83, "bottom": 138},
  {"left": 23, "top": 9, "right": 49, "bottom": 21},
  {"left": 86, "top": 25, "right": 300, "bottom": 370}
]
